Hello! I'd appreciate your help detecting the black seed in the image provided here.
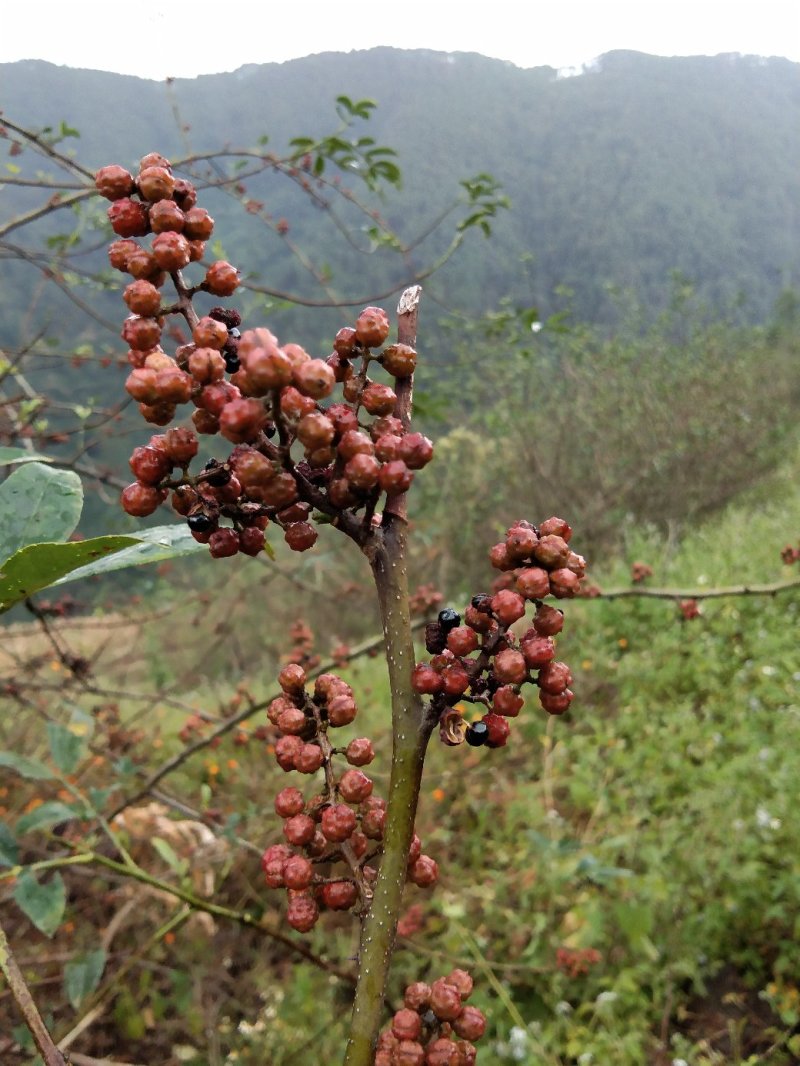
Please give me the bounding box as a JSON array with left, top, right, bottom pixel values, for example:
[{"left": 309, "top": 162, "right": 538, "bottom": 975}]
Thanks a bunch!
[
  {"left": 471, "top": 593, "right": 492, "bottom": 612},
  {"left": 437, "top": 607, "right": 461, "bottom": 632},
  {"left": 465, "top": 721, "right": 489, "bottom": 747},
  {"left": 224, "top": 353, "right": 240, "bottom": 374},
  {"left": 187, "top": 512, "right": 214, "bottom": 533}
]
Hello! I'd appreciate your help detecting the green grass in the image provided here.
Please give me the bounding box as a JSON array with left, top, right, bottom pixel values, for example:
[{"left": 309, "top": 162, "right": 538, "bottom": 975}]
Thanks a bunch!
[{"left": 3, "top": 450, "right": 800, "bottom": 1064}]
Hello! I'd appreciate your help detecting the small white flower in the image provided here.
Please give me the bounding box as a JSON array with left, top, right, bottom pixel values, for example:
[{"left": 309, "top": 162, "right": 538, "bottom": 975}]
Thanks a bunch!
[
  {"left": 555, "top": 1000, "right": 573, "bottom": 1015},
  {"left": 761, "top": 664, "right": 777, "bottom": 677},
  {"left": 672, "top": 1059, "right": 689, "bottom": 1066},
  {"left": 509, "top": 1025, "right": 529, "bottom": 1060},
  {"left": 509, "top": 1026, "right": 528, "bottom": 1048},
  {"left": 756, "top": 806, "right": 781, "bottom": 830},
  {"left": 595, "top": 990, "right": 618, "bottom": 1007}
]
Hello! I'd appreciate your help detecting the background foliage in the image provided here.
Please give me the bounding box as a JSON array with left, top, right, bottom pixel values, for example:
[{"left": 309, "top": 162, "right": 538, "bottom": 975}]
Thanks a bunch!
[{"left": 1, "top": 44, "right": 800, "bottom": 1066}]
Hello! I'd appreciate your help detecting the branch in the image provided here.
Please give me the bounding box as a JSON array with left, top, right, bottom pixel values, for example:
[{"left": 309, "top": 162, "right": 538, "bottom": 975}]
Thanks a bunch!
[
  {"left": 0, "top": 919, "right": 67, "bottom": 1066},
  {"left": 0, "top": 189, "right": 94, "bottom": 240},
  {"left": 1, "top": 118, "right": 95, "bottom": 181},
  {"left": 590, "top": 576, "right": 800, "bottom": 601},
  {"left": 344, "top": 288, "right": 432, "bottom": 1066}
]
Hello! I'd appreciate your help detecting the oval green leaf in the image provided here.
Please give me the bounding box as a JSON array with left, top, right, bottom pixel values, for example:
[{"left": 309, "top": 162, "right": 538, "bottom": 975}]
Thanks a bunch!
[
  {"left": 0, "top": 448, "right": 54, "bottom": 466},
  {"left": 65, "top": 948, "right": 106, "bottom": 1009},
  {"left": 0, "top": 463, "right": 82, "bottom": 560},
  {"left": 0, "top": 750, "right": 54, "bottom": 780},
  {"left": 13, "top": 871, "right": 66, "bottom": 937},
  {"left": 52, "top": 523, "right": 214, "bottom": 585},
  {"left": 0, "top": 535, "right": 137, "bottom": 614},
  {"left": 16, "top": 800, "right": 79, "bottom": 836}
]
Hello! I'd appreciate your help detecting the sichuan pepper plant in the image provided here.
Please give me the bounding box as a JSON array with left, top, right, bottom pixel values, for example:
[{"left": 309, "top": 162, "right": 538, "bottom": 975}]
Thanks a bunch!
[{"left": 71, "top": 153, "right": 588, "bottom": 1064}]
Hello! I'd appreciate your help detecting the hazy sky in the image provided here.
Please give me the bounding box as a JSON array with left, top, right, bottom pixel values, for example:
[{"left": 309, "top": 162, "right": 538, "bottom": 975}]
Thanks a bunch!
[{"left": 2, "top": 0, "right": 797, "bottom": 79}]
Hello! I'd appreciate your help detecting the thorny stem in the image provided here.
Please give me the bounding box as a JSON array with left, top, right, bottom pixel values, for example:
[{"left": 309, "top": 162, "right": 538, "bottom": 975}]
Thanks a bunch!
[
  {"left": 343, "top": 288, "right": 434, "bottom": 1065},
  {"left": 0, "top": 918, "right": 68, "bottom": 1066}
]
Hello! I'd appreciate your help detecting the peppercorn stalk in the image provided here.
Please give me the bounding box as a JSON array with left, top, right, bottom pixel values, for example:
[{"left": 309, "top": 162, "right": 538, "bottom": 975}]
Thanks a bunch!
[{"left": 343, "top": 289, "right": 436, "bottom": 1065}]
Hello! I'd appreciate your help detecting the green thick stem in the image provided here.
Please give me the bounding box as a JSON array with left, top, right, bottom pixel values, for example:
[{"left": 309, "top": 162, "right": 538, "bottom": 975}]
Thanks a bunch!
[{"left": 343, "top": 519, "right": 433, "bottom": 1065}]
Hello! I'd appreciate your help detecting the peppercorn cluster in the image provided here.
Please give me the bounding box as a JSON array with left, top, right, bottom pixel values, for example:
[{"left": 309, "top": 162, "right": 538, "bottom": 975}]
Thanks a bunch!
[
  {"left": 678, "top": 598, "right": 701, "bottom": 621},
  {"left": 631, "top": 560, "right": 653, "bottom": 583},
  {"left": 412, "top": 518, "right": 586, "bottom": 747},
  {"left": 376, "top": 970, "right": 486, "bottom": 1065},
  {"left": 260, "top": 662, "right": 438, "bottom": 932},
  {"left": 97, "top": 153, "right": 433, "bottom": 558}
]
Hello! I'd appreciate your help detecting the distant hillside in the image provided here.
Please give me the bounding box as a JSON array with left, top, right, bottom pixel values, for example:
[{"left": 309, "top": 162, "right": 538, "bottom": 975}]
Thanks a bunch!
[{"left": 1, "top": 47, "right": 798, "bottom": 330}]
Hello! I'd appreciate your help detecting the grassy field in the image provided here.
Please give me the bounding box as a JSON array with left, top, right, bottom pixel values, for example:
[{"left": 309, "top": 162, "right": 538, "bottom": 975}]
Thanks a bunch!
[{"left": 2, "top": 448, "right": 800, "bottom": 1065}]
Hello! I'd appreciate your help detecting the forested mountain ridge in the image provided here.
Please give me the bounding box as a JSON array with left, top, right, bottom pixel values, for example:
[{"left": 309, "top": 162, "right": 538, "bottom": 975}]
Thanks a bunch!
[{"left": 1, "top": 47, "right": 798, "bottom": 327}]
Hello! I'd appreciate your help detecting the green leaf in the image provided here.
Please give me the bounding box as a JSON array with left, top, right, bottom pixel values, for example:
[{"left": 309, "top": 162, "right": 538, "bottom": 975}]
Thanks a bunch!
[
  {"left": 575, "top": 853, "right": 633, "bottom": 885},
  {"left": 64, "top": 948, "right": 106, "bottom": 1009},
  {"left": 0, "top": 448, "right": 54, "bottom": 466},
  {"left": 0, "top": 821, "right": 19, "bottom": 866},
  {"left": 113, "top": 756, "right": 136, "bottom": 777},
  {"left": 0, "top": 751, "right": 54, "bottom": 780},
  {"left": 0, "top": 535, "right": 137, "bottom": 614},
  {"left": 16, "top": 801, "right": 78, "bottom": 836},
  {"left": 152, "top": 836, "right": 185, "bottom": 875},
  {"left": 613, "top": 901, "right": 654, "bottom": 947},
  {"left": 52, "top": 524, "right": 209, "bottom": 586},
  {"left": 13, "top": 871, "right": 66, "bottom": 937},
  {"left": 88, "top": 786, "right": 116, "bottom": 810},
  {"left": 47, "top": 719, "right": 89, "bottom": 775},
  {"left": 0, "top": 464, "right": 82, "bottom": 560}
]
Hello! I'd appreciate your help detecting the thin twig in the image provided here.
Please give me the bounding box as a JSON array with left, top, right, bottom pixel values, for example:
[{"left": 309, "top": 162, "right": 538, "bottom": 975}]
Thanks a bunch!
[{"left": 590, "top": 576, "right": 800, "bottom": 601}]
